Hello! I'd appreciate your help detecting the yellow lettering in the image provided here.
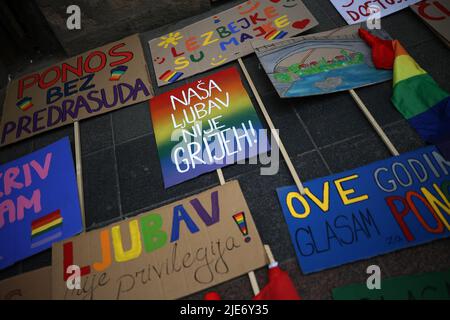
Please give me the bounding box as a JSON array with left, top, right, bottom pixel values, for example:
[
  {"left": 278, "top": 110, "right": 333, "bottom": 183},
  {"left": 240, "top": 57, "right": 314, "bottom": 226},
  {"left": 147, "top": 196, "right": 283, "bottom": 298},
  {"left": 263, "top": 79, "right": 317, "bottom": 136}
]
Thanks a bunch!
[
  {"left": 111, "top": 220, "right": 142, "bottom": 262},
  {"left": 200, "top": 31, "right": 219, "bottom": 46},
  {"left": 304, "top": 182, "right": 330, "bottom": 212},
  {"left": 274, "top": 15, "right": 289, "bottom": 28},
  {"left": 287, "top": 192, "right": 310, "bottom": 219},
  {"left": 334, "top": 175, "right": 368, "bottom": 205},
  {"left": 421, "top": 184, "right": 450, "bottom": 230},
  {"left": 174, "top": 56, "right": 190, "bottom": 70}
]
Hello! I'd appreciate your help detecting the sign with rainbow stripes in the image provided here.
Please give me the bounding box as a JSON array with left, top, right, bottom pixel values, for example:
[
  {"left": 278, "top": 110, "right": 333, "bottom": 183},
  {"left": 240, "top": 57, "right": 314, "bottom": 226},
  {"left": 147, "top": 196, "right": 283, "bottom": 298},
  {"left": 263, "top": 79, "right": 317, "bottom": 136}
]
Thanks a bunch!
[
  {"left": 52, "top": 181, "right": 266, "bottom": 300},
  {"left": 149, "top": 67, "right": 269, "bottom": 188},
  {"left": 1, "top": 34, "right": 152, "bottom": 147},
  {"left": 149, "top": 0, "right": 318, "bottom": 86},
  {"left": 0, "top": 137, "right": 83, "bottom": 269}
]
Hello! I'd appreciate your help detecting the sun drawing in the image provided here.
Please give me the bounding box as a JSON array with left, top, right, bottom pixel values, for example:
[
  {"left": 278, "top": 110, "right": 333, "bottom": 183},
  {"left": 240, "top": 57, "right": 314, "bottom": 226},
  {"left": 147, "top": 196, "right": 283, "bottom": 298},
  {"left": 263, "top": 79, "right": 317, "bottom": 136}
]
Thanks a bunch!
[{"left": 158, "top": 32, "right": 183, "bottom": 49}]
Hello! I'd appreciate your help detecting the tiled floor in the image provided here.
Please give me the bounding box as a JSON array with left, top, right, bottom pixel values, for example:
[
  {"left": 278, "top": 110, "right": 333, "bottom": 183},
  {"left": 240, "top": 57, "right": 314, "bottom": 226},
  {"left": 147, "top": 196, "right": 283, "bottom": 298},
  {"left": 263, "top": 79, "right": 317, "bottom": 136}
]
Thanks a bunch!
[{"left": 0, "top": 0, "right": 449, "bottom": 299}]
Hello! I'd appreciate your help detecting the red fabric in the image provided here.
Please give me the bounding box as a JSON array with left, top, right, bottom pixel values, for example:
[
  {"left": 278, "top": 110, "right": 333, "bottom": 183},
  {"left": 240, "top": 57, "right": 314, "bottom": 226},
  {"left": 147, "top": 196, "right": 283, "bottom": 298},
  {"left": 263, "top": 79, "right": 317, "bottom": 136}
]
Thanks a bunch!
[
  {"left": 358, "top": 28, "right": 395, "bottom": 70},
  {"left": 203, "top": 292, "right": 221, "bottom": 300},
  {"left": 253, "top": 266, "right": 301, "bottom": 300}
]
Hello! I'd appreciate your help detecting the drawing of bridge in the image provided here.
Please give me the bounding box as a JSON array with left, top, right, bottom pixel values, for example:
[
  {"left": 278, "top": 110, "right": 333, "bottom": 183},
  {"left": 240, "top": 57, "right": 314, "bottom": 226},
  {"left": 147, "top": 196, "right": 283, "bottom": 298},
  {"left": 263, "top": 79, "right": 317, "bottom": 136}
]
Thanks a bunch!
[{"left": 255, "top": 37, "right": 373, "bottom": 74}]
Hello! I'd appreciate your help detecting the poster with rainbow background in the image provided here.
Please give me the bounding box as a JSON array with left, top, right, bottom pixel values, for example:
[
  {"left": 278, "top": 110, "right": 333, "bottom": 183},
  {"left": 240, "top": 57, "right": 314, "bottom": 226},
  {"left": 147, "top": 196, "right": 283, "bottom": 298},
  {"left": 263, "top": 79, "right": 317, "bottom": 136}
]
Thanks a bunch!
[{"left": 149, "top": 67, "right": 269, "bottom": 188}]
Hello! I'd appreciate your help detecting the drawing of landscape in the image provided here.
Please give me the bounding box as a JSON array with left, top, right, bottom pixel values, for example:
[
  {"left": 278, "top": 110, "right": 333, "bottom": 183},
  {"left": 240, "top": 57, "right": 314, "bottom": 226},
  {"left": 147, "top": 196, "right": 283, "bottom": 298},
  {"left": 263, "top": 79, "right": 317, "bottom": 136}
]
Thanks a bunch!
[{"left": 254, "top": 30, "right": 393, "bottom": 98}]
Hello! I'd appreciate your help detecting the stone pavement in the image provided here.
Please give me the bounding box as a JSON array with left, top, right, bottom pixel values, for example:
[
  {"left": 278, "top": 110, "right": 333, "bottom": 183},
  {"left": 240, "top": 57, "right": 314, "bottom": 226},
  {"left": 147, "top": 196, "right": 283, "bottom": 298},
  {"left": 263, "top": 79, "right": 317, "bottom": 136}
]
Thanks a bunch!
[{"left": 0, "top": 0, "right": 449, "bottom": 299}]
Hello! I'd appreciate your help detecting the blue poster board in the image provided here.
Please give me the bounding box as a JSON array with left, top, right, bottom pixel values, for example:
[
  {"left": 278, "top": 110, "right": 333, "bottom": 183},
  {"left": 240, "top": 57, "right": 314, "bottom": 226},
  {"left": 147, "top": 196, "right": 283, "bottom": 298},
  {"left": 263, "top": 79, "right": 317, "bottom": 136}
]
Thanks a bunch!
[
  {"left": 0, "top": 137, "right": 83, "bottom": 269},
  {"left": 277, "top": 146, "right": 450, "bottom": 274}
]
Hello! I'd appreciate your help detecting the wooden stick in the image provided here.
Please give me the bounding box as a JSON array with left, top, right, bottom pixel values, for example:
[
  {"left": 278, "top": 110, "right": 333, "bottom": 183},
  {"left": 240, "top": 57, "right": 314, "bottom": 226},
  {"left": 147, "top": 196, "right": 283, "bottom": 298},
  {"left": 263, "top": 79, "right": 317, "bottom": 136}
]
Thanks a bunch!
[
  {"left": 248, "top": 271, "right": 260, "bottom": 296},
  {"left": 74, "top": 121, "right": 86, "bottom": 231},
  {"left": 264, "top": 244, "right": 276, "bottom": 265},
  {"left": 349, "top": 89, "right": 400, "bottom": 156},
  {"left": 238, "top": 58, "right": 306, "bottom": 195},
  {"left": 216, "top": 168, "right": 226, "bottom": 186},
  {"left": 216, "top": 168, "right": 260, "bottom": 295}
]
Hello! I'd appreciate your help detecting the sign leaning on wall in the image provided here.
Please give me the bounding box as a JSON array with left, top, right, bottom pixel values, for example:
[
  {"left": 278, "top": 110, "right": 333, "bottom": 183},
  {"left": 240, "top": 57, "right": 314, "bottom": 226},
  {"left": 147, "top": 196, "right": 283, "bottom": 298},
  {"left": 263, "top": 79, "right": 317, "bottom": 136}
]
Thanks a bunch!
[
  {"left": 0, "top": 267, "right": 52, "bottom": 300},
  {"left": 277, "top": 146, "right": 450, "bottom": 274},
  {"left": 52, "top": 181, "right": 267, "bottom": 300},
  {"left": 333, "top": 269, "right": 450, "bottom": 300},
  {"left": 0, "top": 34, "right": 153, "bottom": 147},
  {"left": 149, "top": 0, "right": 318, "bottom": 86},
  {"left": 0, "top": 137, "right": 83, "bottom": 270},
  {"left": 150, "top": 66, "right": 269, "bottom": 188}
]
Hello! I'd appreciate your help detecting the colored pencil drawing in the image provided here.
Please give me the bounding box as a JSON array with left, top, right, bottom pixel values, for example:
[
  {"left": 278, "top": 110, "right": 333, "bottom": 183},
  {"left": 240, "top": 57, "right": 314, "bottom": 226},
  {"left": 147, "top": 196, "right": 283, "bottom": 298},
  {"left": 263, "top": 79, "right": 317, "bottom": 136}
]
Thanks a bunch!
[
  {"left": 273, "top": 49, "right": 364, "bottom": 82},
  {"left": 253, "top": 26, "right": 393, "bottom": 98}
]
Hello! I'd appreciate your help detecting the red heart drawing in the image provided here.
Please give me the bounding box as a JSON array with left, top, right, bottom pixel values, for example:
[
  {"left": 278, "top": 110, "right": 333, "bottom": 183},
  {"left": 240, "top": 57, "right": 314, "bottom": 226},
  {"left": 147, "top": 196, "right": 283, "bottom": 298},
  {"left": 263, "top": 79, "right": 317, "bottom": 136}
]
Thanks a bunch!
[
  {"left": 270, "top": 0, "right": 281, "bottom": 2},
  {"left": 292, "top": 19, "right": 311, "bottom": 29}
]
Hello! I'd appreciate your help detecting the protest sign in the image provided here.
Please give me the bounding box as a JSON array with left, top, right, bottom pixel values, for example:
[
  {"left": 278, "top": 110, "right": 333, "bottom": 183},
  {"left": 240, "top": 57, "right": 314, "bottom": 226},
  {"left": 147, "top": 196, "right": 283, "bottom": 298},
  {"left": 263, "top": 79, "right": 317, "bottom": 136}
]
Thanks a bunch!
[
  {"left": 0, "top": 267, "right": 52, "bottom": 300},
  {"left": 1, "top": 34, "right": 153, "bottom": 147},
  {"left": 330, "top": 0, "right": 422, "bottom": 25},
  {"left": 333, "top": 269, "right": 450, "bottom": 300},
  {"left": 253, "top": 25, "right": 392, "bottom": 97},
  {"left": 149, "top": 0, "right": 318, "bottom": 86},
  {"left": 149, "top": 67, "right": 269, "bottom": 188},
  {"left": 411, "top": 0, "right": 450, "bottom": 47},
  {"left": 277, "top": 146, "right": 450, "bottom": 274},
  {"left": 52, "top": 181, "right": 267, "bottom": 300},
  {"left": 0, "top": 137, "right": 83, "bottom": 269}
]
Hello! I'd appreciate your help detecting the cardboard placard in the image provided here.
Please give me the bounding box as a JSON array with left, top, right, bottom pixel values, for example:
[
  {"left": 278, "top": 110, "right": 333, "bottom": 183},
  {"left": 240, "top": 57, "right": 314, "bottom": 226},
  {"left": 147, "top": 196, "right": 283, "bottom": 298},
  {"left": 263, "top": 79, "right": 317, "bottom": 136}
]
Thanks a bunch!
[
  {"left": 0, "top": 267, "right": 52, "bottom": 300},
  {"left": 1, "top": 34, "right": 153, "bottom": 147},
  {"left": 149, "top": 0, "right": 318, "bottom": 86},
  {"left": 149, "top": 67, "right": 269, "bottom": 188},
  {"left": 0, "top": 137, "right": 83, "bottom": 269},
  {"left": 330, "top": 0, "right": 422, "bottom": 24},
  {"left": 277, "top": 146, "right": 450, "bottom": 274},
  {"left": 253, "top": 25, "right": 393, "bottom": 97},
  {"left": 411, "top": 0, "right": 450, "bottom": 47},
  {"left": 52, "top": 181, "right": 267, "bottom": 300},
  {"left": 333, "top": 269, "right": 450, "bottom": 300}
]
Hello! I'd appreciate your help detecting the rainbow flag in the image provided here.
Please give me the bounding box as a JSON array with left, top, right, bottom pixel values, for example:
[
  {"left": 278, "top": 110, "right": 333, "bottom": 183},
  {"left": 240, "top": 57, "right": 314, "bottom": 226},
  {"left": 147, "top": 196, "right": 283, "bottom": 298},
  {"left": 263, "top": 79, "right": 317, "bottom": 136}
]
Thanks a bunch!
[
  {"left": 109, "top": 65, "right": 128, "bottom": 81},
  {"left": 31, "top": 210, "right": 63, "bottom": 242},
  {"left": 265, "top": 30, "right": 288, "bottom": 41},
  {"left": 16, "top": 97, "right": 33, "bottom": 111},
  {"left": 392, "top": 41, "right": 450, "bottom": 146},
  {"left": 232, "top": 212, "right": 248, "bottom": 236},
  {"left": 159, "top": 70, "right": 184, "bottom": 83}
]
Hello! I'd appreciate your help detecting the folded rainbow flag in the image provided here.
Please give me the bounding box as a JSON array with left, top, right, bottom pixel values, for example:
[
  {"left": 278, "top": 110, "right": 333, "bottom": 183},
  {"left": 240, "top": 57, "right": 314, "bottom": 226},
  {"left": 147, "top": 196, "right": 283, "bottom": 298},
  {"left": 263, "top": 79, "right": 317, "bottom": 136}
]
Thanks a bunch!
[
  {"left": 392, "top": 41, "right": 450, "bottom": 146},
  {"left": 360, "top": 29, "right": 450, "bottom": 159}
]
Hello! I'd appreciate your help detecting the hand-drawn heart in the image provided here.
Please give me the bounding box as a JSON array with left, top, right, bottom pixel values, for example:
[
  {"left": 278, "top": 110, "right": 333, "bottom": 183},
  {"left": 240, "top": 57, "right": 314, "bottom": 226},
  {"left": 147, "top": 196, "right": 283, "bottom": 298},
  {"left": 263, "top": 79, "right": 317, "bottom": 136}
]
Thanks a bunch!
[
  {"left": 270, "top": 0, "right": 281, "bottom": 2},
  {"left": 292, "top": 19, "right": 311, "bottom": 29}
]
